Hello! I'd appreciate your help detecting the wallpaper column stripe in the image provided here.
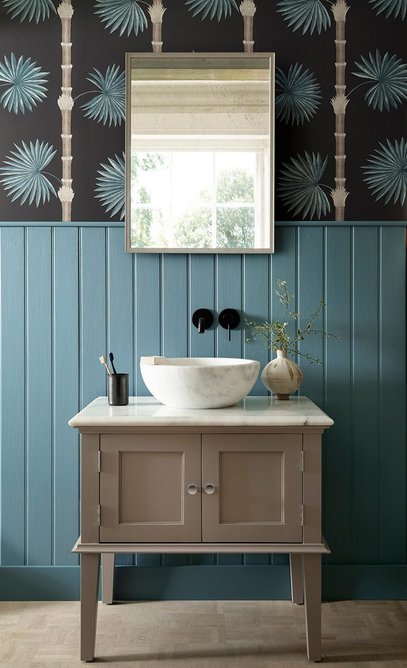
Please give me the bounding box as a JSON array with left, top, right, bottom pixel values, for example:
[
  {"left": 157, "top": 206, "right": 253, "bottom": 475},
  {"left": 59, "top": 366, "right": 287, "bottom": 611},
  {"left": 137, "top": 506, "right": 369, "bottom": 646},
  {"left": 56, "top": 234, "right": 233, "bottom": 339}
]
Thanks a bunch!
[{"left": 0, "top": 224, "right": 405, "bottom": 581}]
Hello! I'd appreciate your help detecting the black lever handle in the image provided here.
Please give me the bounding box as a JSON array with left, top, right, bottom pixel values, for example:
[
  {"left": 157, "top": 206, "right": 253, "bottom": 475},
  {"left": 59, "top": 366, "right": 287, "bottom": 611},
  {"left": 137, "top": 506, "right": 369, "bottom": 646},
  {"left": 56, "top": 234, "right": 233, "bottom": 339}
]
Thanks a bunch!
[{"left": 218, "top": 309, "right": 240, "bottom": 340}]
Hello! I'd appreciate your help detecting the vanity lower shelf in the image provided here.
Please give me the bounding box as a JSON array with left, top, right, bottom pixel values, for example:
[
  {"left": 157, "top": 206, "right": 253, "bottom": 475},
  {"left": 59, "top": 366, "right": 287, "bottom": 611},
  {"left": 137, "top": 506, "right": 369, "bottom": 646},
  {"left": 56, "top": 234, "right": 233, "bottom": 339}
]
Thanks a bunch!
[{"left": 73, "top": 537, "right": 330, "bottom": 554}]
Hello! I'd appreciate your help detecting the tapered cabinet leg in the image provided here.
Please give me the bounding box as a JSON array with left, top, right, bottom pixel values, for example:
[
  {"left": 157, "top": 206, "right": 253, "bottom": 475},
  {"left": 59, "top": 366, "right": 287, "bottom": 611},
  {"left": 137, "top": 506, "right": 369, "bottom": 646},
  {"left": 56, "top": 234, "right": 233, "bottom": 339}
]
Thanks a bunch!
[
  {"left": 102, "top": 553, "right": 115, "bottom": 605},
  {"left": 290, "top": 553, "right": 304, "bottom": 604},
  {"left": 80, "top": 553, "right": 100, "bottom": 662},
  {"left": 303, "top": 553, "right": 321, "bottom": 662}
]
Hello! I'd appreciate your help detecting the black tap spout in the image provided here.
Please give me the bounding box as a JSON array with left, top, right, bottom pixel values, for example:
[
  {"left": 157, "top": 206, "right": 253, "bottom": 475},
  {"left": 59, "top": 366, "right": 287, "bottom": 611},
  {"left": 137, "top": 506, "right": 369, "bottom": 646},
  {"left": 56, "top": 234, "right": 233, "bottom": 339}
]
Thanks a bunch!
[{"left": 192, "top": 308, "right": 214, "bottom": 335}]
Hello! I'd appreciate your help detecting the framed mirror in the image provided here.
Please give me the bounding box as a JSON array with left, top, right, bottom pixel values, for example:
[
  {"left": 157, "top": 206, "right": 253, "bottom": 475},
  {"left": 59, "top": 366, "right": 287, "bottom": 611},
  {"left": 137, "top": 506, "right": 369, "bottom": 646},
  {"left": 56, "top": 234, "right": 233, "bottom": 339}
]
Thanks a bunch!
[{"left": 125, "top": 53, "right": 274, "bottom": 253}]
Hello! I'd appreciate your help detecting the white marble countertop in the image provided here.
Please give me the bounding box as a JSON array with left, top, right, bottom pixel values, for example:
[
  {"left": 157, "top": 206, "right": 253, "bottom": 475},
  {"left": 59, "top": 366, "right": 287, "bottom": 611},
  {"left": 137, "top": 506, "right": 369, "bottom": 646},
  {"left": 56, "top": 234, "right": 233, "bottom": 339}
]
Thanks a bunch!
[{"left": 69, "top": 396, "right": 333, "bottom": 428}]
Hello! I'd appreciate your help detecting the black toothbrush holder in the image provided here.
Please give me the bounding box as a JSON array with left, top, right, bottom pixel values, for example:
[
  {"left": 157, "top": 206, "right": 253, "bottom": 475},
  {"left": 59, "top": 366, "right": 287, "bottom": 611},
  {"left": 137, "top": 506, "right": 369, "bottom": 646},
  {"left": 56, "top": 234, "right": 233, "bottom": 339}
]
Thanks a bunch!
[{"left": 108, "top": 373, "right": 129, "bottom": 406}]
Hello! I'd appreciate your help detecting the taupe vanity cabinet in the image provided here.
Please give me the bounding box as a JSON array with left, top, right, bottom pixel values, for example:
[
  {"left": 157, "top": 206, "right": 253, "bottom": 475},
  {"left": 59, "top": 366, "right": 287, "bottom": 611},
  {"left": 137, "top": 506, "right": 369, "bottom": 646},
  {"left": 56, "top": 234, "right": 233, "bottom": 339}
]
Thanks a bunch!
[
  {"left": 100, "top": 432, "right": 302, "bottom": 543},
  {"left": 69, "top": 396, "right": 333, "bottom": 663}
]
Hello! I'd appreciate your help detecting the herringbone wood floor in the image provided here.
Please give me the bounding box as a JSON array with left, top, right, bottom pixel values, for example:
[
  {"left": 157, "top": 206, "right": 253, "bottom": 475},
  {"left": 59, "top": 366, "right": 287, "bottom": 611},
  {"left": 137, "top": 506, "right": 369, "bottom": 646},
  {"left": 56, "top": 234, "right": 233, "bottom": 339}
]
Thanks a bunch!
[{"left": 0, "top": 600, "right": 406, "bottom": 667}]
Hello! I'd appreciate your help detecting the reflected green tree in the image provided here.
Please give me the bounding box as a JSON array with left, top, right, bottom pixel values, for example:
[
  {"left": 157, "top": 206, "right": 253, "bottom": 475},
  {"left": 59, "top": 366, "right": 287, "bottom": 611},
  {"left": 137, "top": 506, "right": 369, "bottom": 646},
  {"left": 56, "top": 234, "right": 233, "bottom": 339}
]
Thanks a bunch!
[
  {"left": 175, "top": 167, "right": 255, "bottom": 248},
  {"left": 217, "top": 167, "right": 255, "bottom": 248},
  {"left": 174, "top": 207, "right": 212, "bottom": 247},
  {"left": 130, "top": 153, "right": 166, "bottom": 246}
]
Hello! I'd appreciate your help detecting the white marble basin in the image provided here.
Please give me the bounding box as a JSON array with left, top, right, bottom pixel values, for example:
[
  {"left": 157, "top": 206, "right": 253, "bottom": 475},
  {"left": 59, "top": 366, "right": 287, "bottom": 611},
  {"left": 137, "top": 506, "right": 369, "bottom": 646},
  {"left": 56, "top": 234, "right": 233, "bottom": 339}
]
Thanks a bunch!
[{"left": 140, "top": 357, "right": 260, "bottom": 409}]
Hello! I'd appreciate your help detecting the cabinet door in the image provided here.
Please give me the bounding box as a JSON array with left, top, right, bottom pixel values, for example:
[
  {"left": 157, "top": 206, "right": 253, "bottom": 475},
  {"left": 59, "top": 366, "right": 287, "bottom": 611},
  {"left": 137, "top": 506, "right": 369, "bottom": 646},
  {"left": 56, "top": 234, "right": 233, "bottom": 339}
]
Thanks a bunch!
[
  {"left": 202, "top": 434, "right": 303, "bottom": 542},
  {"left": 100, "top": 434, "right": 201, "bottom": 542}
]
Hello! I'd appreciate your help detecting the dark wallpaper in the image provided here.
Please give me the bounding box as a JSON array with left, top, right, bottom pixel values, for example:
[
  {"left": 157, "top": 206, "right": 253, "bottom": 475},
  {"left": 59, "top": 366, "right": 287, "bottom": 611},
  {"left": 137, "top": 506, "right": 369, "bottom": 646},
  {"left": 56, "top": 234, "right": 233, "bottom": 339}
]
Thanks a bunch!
[{"left": 0, "top": 0, "right": 406, "bottom": 222}]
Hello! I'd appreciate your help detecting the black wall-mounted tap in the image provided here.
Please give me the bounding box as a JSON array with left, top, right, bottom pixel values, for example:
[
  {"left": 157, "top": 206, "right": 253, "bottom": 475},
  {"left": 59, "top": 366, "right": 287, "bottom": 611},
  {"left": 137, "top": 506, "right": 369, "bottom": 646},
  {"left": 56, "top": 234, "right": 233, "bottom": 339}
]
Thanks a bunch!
[
  {"left": 218, "top": 308, "right": 240, "bottom": 341},
  {"left": 192, "top": 308, "right": 214, "bottom": 334}
]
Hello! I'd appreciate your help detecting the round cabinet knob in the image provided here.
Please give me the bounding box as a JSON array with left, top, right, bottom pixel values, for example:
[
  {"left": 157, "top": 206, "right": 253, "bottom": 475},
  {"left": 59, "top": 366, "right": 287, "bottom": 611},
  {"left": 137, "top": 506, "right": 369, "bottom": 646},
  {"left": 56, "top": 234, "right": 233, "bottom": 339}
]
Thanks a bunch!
[
  {"left": 186, "top": 484, "right": 199, "bottom": 496},
  {"left": 204, "top": 483, "right": 216, "bottom": 495}
]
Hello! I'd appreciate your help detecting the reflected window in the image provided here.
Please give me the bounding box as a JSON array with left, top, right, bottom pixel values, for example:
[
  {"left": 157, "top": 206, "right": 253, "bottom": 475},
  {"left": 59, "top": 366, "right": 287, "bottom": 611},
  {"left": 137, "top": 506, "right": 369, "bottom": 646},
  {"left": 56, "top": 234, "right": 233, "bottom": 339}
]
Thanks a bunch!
[{"left": 131, "top": 147, "right": 266, "bottom": 249}]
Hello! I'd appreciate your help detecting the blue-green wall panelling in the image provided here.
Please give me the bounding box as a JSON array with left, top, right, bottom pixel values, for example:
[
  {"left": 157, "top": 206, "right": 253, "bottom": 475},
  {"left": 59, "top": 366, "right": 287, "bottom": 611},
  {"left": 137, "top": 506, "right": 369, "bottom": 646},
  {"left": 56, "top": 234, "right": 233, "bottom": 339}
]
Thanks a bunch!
[
  {"left": 0, "top": 228, "right": 26, "bottom": 565},
  {"left": 243, "top": 254, "right": 270, "bottom": 398},
  {"left": 1, "top": 565, "right": 407, "bottom": 601},
  {"left": 190, "top": 255, "right": 216, "bottom": 359},
  {"left": 0, "top": 223, "right": 406, "bottom": 602},
  {"left": 352, "top": 228, "right": 380, "bottom": 564},
  {"left": 378, "top": 228, "right": 406, "bottom": 563},
  {"left": 216, "top": 255, "right": 243, "bottom": 359},
  {"left": 271, "top": 227, "right": 297, "bottom": 347},
  {"left": 26, "top": 228, "right": 52, "bottom": 565},
  {"left": 80, "top": 228, "right": 107, "bottom": 406},
  {"left": 135, "top": 254, "right": 161, "bottom": 397},
  {"left": 324, "top": 227, "right": 352, "bottom": 564},
  {"left": 162, "top": 255, "right": 189, "bottom": 359},
  {"left": 297, "top": 227, "right": 325, "bottom": 408},
  {"left": 53, "top": 228, "right": 79, "bottom": 565}
]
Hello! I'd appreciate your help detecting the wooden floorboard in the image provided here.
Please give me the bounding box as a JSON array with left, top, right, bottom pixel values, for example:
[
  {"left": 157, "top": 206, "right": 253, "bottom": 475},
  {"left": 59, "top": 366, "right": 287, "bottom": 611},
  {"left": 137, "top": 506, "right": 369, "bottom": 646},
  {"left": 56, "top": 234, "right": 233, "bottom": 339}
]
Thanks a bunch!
[{"left": 0, "top": 600, "right": 406, "bottom": 666}]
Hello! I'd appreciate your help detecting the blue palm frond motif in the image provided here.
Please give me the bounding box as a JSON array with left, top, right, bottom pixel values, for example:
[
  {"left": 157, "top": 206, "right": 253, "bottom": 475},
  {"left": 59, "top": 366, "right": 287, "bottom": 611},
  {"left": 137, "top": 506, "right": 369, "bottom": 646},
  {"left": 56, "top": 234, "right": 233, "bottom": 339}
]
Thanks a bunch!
[
  {"left": 278, "top": 152, "right": 331, "bottom": 220},
  {"left": 353, "top": 50, "right": 407, "bottom": 111},
  {"left": 95, "top": 152, "right": 125, "bottom": 220},
  {"left": 276, "top": 0, "right": 331, "bottom": 35},
  {"left": 81, "top": 65, "right": 125, "bottom": 127},
  {"left": 0, "top": 140, "right": 57, "bottom": 206},
  {"left": 276, "top": 64, "right": 321, "bottom": 125},
  {"left": 94, "top": 0, "right": 148, "bottom": 36},
  {"left": 369, "top": 0, "right": 407, "bottom": 20},
  {"left": 185, "top": 0, "right": 238, "bottom": 21},
  {"left": 0, "top": 53, "right": 48, "bottom": 114},
  {"left": 363, "top": 138, "right": 407, "bottom": 206},
  {"left": 3, "top": 0, "right": 56, "bottom": 23}
]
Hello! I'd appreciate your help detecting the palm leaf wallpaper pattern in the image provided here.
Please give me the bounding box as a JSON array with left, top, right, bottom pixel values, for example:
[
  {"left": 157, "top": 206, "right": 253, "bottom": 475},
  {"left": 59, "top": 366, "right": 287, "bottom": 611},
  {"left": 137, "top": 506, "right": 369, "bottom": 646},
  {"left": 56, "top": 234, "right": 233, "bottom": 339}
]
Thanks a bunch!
[
  {"left": 278, "top": 152, "right": 331, "bottom": 220},
  {"left": 352, "top": 51, "right": 407, "bottom": 111},
  {"left": 276, "top": 0, "right": 331, "bottom": 35},
  {"left": 369, "top": 0, "right": 407, "bottom": 20},
  {"left": 0, "top": 53, "right": 48, "bottom": 113},
  {"left": 81, "top": 65, "right": 125, "bottom": 127},
  {"left": 0, "top": 0, "right": 406, "bottom": 222},
  {"left": 95, "top": 152, "right": 125, "bottom": 219},
  {"left": 185, "top": 0, "right": 238, "bottom": 21},
  {"left": 275, "top": 64, "right": 321, "bottom": 126},
  {"left": 94, "top": 0, "right": 148, "bottom": 36},
  {"left": 275, "top": 0, "right": 407, "bottom": 222},
  {"left": 3, "top": 0, "right": 56, "bottom": 22},
  {"left": 363, "top": 138, "right": 407, "bottom": 206},
  {"left": 0, "top": 140, "right": 57, "bottom": 206}
]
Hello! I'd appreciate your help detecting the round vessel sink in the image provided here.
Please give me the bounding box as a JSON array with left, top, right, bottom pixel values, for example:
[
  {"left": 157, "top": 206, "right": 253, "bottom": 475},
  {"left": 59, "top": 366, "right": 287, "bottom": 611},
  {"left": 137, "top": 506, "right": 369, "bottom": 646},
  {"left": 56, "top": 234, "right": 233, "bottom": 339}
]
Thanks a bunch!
[{"left": 140, "top": 357, "right": 260, "bottom": 409}]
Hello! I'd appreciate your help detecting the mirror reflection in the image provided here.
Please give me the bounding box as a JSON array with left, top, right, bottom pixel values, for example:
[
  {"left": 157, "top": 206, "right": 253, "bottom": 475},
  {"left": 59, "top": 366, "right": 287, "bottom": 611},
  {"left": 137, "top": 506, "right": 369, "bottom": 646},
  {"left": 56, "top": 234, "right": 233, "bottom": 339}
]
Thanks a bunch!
[{"left": 126, "top": 54, "right": 274, "bottom": 253}]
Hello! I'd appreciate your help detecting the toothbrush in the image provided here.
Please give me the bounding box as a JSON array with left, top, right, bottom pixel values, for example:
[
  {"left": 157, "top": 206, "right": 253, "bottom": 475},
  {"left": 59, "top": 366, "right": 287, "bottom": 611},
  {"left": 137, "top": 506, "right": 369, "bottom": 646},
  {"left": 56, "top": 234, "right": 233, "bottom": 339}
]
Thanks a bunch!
[
  {"left": 109, "top": 352, "right": 117, "bottom": 375},
  {"left": 99, "top": 355, "right": 111, "bottom": 375}
]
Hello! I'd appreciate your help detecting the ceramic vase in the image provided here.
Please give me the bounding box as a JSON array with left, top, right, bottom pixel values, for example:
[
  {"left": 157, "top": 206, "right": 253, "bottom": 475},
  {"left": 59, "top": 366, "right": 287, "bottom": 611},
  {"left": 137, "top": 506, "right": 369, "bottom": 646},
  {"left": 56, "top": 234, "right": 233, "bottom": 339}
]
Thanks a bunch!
[{"left": 261, "top": 349, "right": 303, "bottom": 400}]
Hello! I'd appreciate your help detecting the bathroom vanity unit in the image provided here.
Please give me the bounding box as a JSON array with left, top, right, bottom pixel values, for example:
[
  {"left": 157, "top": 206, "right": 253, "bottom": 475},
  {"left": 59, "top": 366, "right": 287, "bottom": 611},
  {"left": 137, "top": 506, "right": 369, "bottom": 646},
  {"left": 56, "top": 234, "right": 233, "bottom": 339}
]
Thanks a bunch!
[{"left": 69, "top": 396, "right": 333, "bottom": 663}]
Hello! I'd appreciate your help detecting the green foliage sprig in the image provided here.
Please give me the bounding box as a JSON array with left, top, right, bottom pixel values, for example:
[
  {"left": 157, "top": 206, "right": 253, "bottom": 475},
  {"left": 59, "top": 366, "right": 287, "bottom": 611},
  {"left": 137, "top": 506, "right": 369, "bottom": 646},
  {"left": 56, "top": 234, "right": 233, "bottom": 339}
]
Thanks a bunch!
[{"left": 246, "top": 279, "right": 338, "bottom": 364}]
